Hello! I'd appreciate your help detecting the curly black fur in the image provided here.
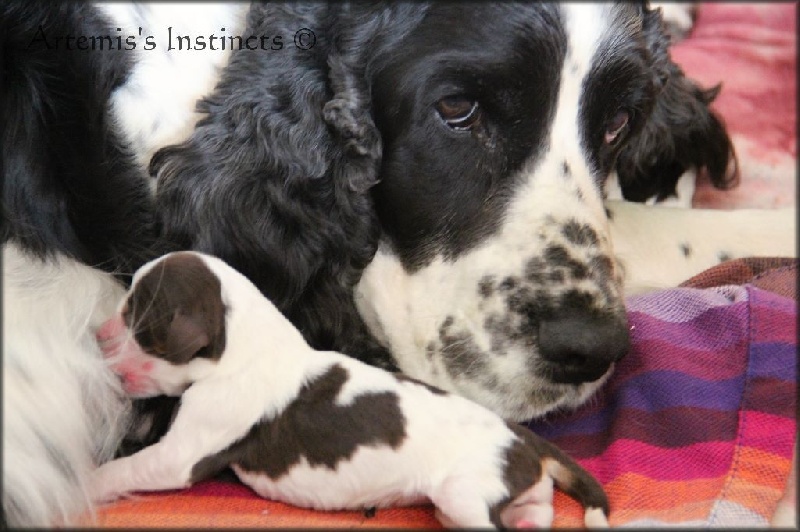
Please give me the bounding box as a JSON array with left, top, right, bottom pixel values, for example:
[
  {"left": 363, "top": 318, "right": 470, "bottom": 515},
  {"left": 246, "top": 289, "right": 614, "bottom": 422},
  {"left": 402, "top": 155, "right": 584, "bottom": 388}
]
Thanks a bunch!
[{"left": 151, "top": 3, "right": 395, "bottom": 369}]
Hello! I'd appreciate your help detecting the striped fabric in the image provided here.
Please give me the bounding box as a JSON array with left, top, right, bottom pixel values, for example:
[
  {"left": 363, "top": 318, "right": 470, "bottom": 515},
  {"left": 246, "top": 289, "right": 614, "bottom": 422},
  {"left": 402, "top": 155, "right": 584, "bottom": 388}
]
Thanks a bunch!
[
  {"left": 528, "top": 277, "right": 797, "bottom": 527},
  {"left": 89, "top": 262, "right": 797, "bottom": 528}
]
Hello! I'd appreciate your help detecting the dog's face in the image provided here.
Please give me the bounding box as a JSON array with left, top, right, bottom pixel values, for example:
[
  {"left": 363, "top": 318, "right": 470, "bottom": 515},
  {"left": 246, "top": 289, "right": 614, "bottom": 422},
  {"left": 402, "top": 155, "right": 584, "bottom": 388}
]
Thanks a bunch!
[
  {"left": 97, "top": 252, "right": 228, "bottom": 398},
  {"left": 356, "top": 4, "right": 658, "bottom": 419},
  {"left": 153, "top": 2, "right": 736, "bottom": 421}
]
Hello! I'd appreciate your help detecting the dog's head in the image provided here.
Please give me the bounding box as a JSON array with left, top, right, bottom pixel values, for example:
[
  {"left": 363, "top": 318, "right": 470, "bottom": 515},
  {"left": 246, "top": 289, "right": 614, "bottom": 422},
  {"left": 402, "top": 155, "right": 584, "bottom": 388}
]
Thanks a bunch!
[
  {"left": 152, "top": 2, "right": 736, "bottom": 420},
  {"left": 96, "top": 252, "right": 229, "bottom": 397}
]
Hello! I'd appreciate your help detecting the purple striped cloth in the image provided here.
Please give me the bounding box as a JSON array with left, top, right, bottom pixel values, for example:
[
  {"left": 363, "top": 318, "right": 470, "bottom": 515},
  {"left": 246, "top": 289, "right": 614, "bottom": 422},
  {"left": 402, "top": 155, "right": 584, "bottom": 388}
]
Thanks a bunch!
[{"left": 526, "top": 281, "right": 797, "bottom": 527}]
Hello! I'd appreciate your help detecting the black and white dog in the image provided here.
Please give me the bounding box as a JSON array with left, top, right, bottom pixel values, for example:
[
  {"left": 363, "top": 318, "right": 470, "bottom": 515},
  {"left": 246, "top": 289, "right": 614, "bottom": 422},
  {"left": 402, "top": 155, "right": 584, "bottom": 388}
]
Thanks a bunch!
[
  {"left": 91, "top": 250, "right": 610, "bottom": 529},
  {"left": 2, "top": 1, "right": 794, "bottom": 527}
]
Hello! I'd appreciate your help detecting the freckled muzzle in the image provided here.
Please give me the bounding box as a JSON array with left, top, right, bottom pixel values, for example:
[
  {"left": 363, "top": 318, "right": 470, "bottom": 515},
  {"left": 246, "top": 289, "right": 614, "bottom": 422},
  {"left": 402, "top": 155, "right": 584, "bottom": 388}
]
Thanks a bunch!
[
  {"left": 482, "top": 278, "right": 629, "bottom": 387},
  {"left": 522, "top": 221, "right": 630, "bottom": 385},
  {"left": 355, "top": 213, "right": 630, "bottom": 420}
]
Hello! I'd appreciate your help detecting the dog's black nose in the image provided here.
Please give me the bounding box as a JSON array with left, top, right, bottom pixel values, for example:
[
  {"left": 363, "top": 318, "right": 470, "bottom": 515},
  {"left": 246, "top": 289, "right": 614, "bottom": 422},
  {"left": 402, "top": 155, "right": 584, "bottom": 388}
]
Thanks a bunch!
[{"left": 538, "top": 311, "right": 630, "bottom": 384}]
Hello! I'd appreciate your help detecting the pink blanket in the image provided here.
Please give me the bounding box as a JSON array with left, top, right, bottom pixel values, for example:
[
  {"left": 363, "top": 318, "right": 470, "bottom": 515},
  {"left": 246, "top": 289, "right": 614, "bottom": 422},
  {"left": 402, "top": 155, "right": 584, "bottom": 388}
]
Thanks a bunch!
[{"left": 675, "top": 3, "right": 797, "bottom": 208}]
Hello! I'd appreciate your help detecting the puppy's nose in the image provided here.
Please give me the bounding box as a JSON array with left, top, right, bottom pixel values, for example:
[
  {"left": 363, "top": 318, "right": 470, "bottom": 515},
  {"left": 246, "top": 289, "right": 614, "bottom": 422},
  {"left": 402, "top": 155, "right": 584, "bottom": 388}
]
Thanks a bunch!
[{"left": 538, "top": 311, "right": 629, "bottom": 384}]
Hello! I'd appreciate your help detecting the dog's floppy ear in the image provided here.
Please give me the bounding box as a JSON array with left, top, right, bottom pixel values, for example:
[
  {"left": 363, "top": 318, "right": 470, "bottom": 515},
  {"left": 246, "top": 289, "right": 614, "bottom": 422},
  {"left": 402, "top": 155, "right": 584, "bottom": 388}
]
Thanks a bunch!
[
  {"left": 151, "top": 3, "right": 391, "bottom": 366},
  {"left": 323, "top": 53, "right": 382, "bottom": 193},
  {"left": 614, "top": 4, "right": 739, "bottom": 203}
]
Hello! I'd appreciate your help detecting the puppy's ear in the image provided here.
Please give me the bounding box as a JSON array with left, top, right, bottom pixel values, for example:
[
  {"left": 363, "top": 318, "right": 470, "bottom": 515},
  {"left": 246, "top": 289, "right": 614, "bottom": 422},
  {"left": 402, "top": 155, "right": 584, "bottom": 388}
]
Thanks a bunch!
[
  {"left": 151, "top": 4, "right": 390, "bottom": 365},
  {"left": 164, "top": 311, "right": 210, "bottom": 363},
  {"left": 614, "top": 5, "right": 739, "bottom": 203}
]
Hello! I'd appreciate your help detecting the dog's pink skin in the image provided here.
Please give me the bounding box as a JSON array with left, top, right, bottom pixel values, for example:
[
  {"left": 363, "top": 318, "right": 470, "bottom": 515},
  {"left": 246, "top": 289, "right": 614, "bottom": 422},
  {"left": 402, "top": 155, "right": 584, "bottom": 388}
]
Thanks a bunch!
[
  {"left": 96, "top": 315, "right": 128, "bottom": 357},
  {"left": 97, "top": 315, "right": 147, "bottom": 360},
  {"left": 96, "top": 315, "right": 158, "bottom": 396}
]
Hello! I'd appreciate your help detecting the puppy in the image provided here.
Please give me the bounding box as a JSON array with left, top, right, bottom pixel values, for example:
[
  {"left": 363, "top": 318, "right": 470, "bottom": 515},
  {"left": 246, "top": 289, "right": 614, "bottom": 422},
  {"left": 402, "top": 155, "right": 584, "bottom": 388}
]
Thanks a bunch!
[{"left": 91, "top": 251, "right": 610, "bottom": 529}]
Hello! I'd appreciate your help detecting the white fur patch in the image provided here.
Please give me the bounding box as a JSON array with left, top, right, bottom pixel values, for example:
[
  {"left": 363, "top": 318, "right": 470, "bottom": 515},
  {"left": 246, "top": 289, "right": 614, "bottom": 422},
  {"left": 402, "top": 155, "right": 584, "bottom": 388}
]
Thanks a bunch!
[
  {"left": 2, "top": 243, "right": 129, "bottom": 526},
  {"left": 96, "top": 3, "right": 249, "bottom": 175},
  {"left": 609, "top": 201, "right": 797, "bottom": 294},
  {"left": 650, "top": 2, "right": 696, "bottom": 41},
  {"left": 585, "top": 506, "right": 610, "bottom": 528}
]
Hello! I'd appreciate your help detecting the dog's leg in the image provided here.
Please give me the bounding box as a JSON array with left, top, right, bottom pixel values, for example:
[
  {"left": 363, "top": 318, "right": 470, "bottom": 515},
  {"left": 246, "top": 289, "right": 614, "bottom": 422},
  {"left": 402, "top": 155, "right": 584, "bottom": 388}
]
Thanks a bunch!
[
  {"left": 88, "top": 382, "right": 257, "bottom": 503},
  {"left": 429, "top": 477, "right": 498, "bottom": 529},
  {"left": 608, "top": 201, "right": 797, "bottom": 294},
  {"left": 88, "top": 438, "right": 190, "bottom": 503},
  {"left": 428, "top": 470, "right": 562, "bottom": 529},
  {"left": 497, "top": 475, "right": 555, "bottom": 529}
]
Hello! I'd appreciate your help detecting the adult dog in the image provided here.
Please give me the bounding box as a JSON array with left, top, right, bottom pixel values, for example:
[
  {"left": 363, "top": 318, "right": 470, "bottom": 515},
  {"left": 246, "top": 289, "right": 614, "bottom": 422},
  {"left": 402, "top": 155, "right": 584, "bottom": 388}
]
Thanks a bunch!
[{"left": 2, "top": 1, "right": 793, "bottom": 527}]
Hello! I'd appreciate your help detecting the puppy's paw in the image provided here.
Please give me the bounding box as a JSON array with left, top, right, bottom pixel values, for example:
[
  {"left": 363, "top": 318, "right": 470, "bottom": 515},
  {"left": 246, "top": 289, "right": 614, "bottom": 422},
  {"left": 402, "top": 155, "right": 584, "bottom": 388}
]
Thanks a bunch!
[
  {"left": 584, "top": 507, "right": 610, "bottom": 528},
  {"left": 501, "top": 501, "right": 555, "bottom": 529},
  {"left": 87, "top": 461, "right": 129, "bottom": 504},
  {"left": 434, "top": 508, "right": 459, "bottom": 529}
]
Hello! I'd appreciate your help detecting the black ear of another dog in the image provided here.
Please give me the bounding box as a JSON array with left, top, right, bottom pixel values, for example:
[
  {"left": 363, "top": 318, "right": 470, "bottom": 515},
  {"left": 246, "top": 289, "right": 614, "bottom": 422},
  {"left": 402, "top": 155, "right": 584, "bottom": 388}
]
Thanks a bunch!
[
  {"left": 614, "top": 6, "right": 739, "bottom": 203},
  {"left": 150, "top": 3, "right": 389, "bottom": 363}
]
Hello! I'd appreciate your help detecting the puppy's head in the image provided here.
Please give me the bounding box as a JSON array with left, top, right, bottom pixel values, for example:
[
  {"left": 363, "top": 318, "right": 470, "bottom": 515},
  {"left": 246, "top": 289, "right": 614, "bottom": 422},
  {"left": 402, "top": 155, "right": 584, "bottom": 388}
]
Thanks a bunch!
[{"left": 97, "top": 251, "right": 227, "bottom": 397}]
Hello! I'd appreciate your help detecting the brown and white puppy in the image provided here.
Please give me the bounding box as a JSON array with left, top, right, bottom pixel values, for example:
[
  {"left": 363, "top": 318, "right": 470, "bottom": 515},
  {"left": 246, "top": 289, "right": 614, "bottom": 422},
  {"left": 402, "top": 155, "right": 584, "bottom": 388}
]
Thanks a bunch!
[{"left": 91, "top": 251, "right": 609, "bottom": 529}]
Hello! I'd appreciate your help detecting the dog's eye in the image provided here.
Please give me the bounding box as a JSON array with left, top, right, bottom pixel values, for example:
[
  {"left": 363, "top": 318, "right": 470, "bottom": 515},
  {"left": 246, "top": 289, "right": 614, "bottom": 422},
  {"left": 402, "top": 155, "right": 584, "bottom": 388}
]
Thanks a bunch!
[
  {"left": 604, "top": 109, "right": 630, "bottom": 145},
  {"left": 436, "top": 97, "right": 481, "bottom": 130}
]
